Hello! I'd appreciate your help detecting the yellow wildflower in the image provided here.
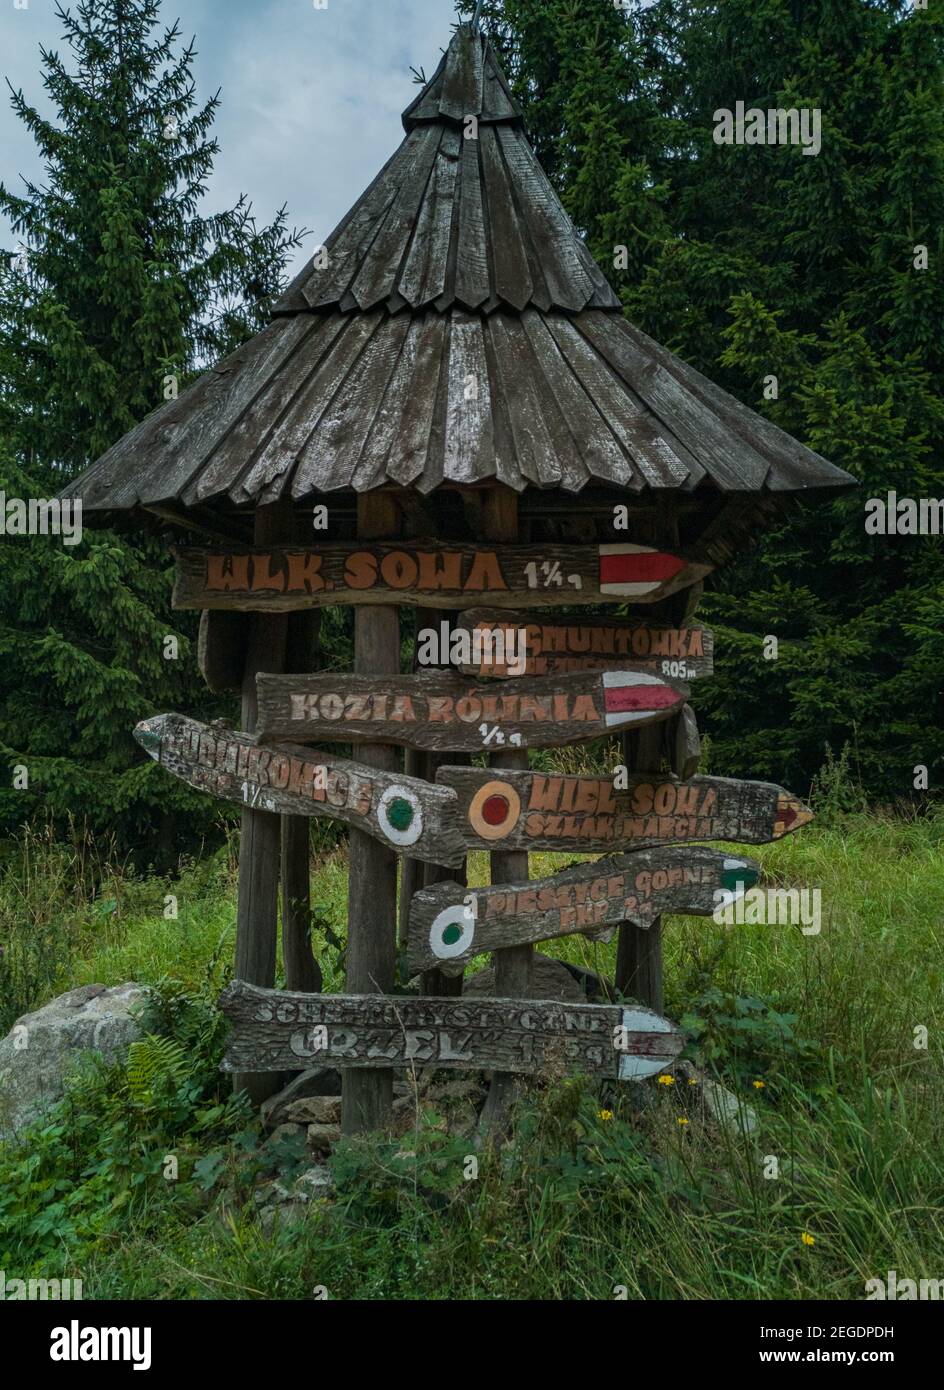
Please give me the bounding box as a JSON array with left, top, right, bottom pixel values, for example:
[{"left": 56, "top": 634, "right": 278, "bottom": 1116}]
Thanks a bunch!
[
  {"left": 801, "top": 1232, "right": 815, "bottom": 1247},
  {"left": 752, "top": 1079, "right": 766, "bottom": 1090},
  {"left": 657, "top": 1074, "right": 675, "bottom": 1086},
  {"left": 677, "top": 1116, "right": 689, "bottom": 1127},
  {"left": 597, "top": 1109, "right": 614, "bottom": 1122}
]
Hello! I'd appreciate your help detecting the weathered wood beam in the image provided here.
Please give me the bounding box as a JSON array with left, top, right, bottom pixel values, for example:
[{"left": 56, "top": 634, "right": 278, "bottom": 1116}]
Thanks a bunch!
[
  {"left": 407, "top": 846, "right": 760, "bottom": 979},
  {"left": 342, "top": 492, "right": 401, "bottom": 1136},
  {"left": 133, "top": 714, "right": 466, "bottom": 867},
  {"left": 144, "top": 502, "right": 253, "bottom": 546},
  {"left": 615, "top": 721, "right": 665, "bottom": 1013},
  {"left": 434, "top": 765, "right": 812, "bottom": 855},
  {"left": 219, "top": 981, "right": 686, "bottom": 1081},
  {"left": 255, "top": 667, "right": 689, "bottom": 751},
  {"left": 419, "top": 748, "right": 467, "bottom": 999},
  {"left": 281, "top": 607, "right": 323, "bottom": 995},
  {"left": 615, "top": 543, "right": 701, "bottom": 1012},
  {"left": 480, "top": 488, "right": 531, "bottom": 1134},
  {"left": 233, "top": 499, "right": 290, "bottom": 1106},
  {"left": 672, "top": 703, "right": 701, "bottom": 780},
  {"left": 454, "top": 610, "right": 714, "bottom": 680},
  {"left": 172, "top": 542, "right": 712, "bottom": 611},
  {"left": 401, "top": 591, "right": 468, "bottom": 998},
  {"left": 197, "top": 610, "right": 247, "bottom": 693},
  {"left": 398, "top": 746, "right": 423, "bottom": 948}
]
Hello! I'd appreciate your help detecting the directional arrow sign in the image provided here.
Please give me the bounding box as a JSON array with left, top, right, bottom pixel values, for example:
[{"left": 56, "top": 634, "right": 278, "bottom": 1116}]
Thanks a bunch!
[
  {"left": 452, "top": 610, "right": 714, "bottom": 681},
  {"left": 407, "top": 846, "right": 761, "bottom": 978},
  {"left": 134, "top": 713, "right": 465, "bottom": 867},
  {"left": 435, "top": 767, "right": 813, "bottom": 856},
  {"left": 218, "top": 981, "right": 685, "bottom": 1082},
  {"left": 255, "top": 668, "right": 689, "bottom": 753},
  {"left": 173, "top": 543, "right": 711, "bottom": 612}
]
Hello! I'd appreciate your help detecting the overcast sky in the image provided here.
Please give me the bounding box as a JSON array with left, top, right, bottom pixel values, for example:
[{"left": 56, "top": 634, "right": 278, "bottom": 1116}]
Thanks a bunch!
[{"left": 1, "top": 0, "right": 466, "bottom": 274}]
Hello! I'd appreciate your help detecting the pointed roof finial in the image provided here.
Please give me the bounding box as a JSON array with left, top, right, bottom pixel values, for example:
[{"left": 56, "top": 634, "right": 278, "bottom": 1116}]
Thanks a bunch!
[
  {"left": 471, "top": 1, "right": 484, "bottom": 33},
  {"left": 401, "top": 17, "right": 521, "bottom": 131}
]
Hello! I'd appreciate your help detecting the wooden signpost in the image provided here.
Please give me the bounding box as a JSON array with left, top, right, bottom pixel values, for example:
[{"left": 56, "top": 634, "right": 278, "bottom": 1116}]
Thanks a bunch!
[
  {"left": 254, "top": 668, "right": 689, "bottom": 752},
  {"left": 197, "top": 609, "right": 247, "bottom": 693},
  {"left": 406, "top": 846, "right": 761, "bottom": 978},
  {"left": 672, "top": 704, "right": 701, "bottom": 780},
  {"left": 134, "top": 713, "right": 466, "bottom": 867},
  {"left": 219, "top": 980, "right": 685, "bottom": 1081},
  {"left": 97, "top": 15, "right": 834, "bottom": 1141},
  {"left": 435, "top": 765, "right": 813, "bottom": 855},
  {"left": 453, "top": 610, "right": 714, "bottom": 680},
  {"left": 173, "top": 543, "right": 712, "bottom": 612}
]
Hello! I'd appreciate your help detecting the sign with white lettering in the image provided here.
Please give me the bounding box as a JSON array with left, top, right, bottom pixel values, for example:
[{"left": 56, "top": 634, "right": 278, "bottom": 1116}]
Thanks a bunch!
[
  {"left": 173, "top": 543, "right": 712, "bottom": 611},
  {"left": 435, "top": 766, "right": 813, "bottom": 855},
  {"left": 255, "top": 668, "right": 688, "bottom": 752},
  {"left": 407, "top": 846, "right": 760, "bottom": 977},
  {"left": 219, "top": 981, "right": 685, "bottom": 1081},
  {"left": 453, "top": 610, "right": 714, "bottom": 680},
  {"left": 134, "top": 713, "right": 465, "bottom": 866}
]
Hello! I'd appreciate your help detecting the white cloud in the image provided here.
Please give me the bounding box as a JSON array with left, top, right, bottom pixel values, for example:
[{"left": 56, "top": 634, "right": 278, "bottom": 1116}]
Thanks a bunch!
[{"left": 1, "top": 0, "right": 463, "bottom": 275}]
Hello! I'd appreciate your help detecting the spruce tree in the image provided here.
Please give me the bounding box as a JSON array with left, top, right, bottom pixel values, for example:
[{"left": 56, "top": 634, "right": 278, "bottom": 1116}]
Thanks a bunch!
[
  {"left": 0, "top": 0, "right": 303, "bottom": 860},
  {"left": 466, "top": 0, "right": 944, "bottom": 799}
]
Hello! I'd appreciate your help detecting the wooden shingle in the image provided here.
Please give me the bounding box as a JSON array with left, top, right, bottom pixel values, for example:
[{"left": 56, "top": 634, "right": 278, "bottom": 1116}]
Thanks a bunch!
[{"left": 63, "top": 23, "right": 855, "bottom": 514}]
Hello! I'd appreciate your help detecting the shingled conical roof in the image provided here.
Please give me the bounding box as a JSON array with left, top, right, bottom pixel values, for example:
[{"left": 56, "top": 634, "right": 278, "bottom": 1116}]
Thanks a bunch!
[
  {"left": 65, "top": 22, "right": 854, "bottom": 512},
  {"left": 275, "top": 25, "right": 617, "bottom": 317}
]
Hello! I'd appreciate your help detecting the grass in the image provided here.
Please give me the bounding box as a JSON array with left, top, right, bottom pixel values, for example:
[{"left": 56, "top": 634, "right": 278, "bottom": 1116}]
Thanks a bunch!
[{"left": 0, "top": 803, "right": 942, "bottom": 1300}]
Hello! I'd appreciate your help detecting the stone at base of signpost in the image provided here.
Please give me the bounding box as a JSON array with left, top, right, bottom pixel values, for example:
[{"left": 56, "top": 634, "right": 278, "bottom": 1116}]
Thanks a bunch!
[
  {"left": 660, "top": 1060, "right": 760, "bottom": 1138},
  {"left": 464, "top": 955, "right": 584, "bottom": 1003}
]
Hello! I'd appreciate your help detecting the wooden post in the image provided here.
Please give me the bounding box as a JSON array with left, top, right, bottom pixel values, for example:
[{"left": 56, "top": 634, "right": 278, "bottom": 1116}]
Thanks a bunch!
[
  {"left": 342, "top": 491, "right": 400, "bottom": 1136},
  {"left": 481, "top": 489, "right": 530, "bottom": 1132},
  {"left": 407, "top": 603, "right": 467, "bottom": 997},
  {"left": 482, "top": 491, "right": 531, "bottom": 995},
  {"left": 398, "top": 748, "right": 422, "bottom": 948},
  {"left": 398, "top": 605, "right": 435, "bottom": 952},
  {"left": 614, "top": 524, "right": 697, "bottom": 1014},
  {"left": 615, "top": 721, "right": 664, "bottom": 1013},
  {"left": 420, "top": 748, "right": 467, "bottom": 998},
  {"left": 281, "top": 815, "right": 321, "bottom": 993},
  {"left": 233, "top": 499, "right": 290, "bottom": 1104},
  {"left": 281, "top": 607, "right": 323, "bottom": 995}
]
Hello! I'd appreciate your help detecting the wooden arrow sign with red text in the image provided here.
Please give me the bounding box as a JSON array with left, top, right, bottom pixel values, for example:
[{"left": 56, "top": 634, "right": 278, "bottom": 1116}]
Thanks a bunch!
[
  {"left": 133, "top": 713, "right": 465, "bottom": 867},
  {"left": 219, "top": 981, "right": 685, "bottom": 1082},
  {"left": 172, "top": 543, "right": 711, "bottom": 612},
  {"left": 452, "top": 610, "right": 714, "bottom": 681},
  {"left": 435, "top": 766, "right": 813, "bottom": 856},
  {"left": 254, "top": 668, "right": 689, "bottom": 753},
  {"left": 407, "top": 846, "right": 761, "bottom": 978}
]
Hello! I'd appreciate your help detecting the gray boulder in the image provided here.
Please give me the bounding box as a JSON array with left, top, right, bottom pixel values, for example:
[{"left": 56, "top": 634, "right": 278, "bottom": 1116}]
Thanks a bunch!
[
  {"left": 465, "top": 954, "right": 585, "bottom": 1003},
  {"left": 260, "top": 1067, "right": 343, "bottom": 1129},
  {"left": 0, "top": 982, "right": 144, "bottom": 1141},
  {"left": 284, "top": 1094, "right": 342, "bottom": 1126}
]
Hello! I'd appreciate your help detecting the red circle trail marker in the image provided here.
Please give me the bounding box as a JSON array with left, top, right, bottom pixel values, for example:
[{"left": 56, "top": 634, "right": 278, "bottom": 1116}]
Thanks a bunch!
[{"left": 437, "top": 765, "right": 814, "bottom": 856}]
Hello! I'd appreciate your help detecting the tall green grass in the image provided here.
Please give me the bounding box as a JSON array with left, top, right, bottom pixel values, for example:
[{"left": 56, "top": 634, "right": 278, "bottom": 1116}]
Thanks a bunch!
[{"left": 0, "top": 804, "right": 941, "bottom": 1299}]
